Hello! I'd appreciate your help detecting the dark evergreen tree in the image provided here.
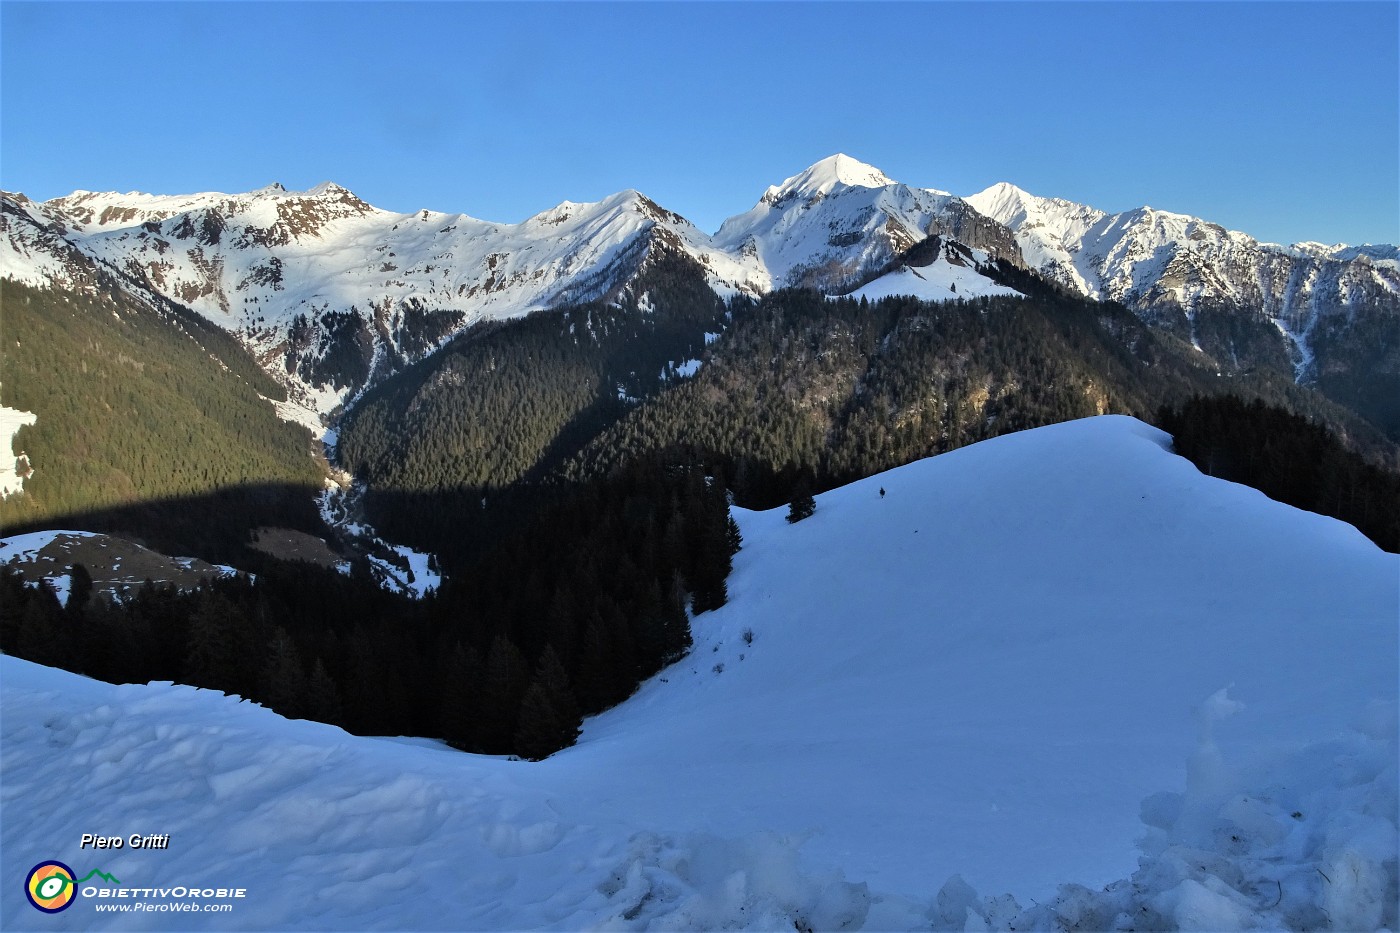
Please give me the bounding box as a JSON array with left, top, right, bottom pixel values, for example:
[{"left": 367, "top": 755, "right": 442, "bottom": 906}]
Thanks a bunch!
[
  {"left": 787, "top": 492, "right": 816, "bottom": 524},
  {"left": 438, "top": 642, "right": 485, "bottom": 751},
  {"left": 306, "top": 657, "right": 344, "bottom": 725},
  {"left": 183, "top": 592, "right": 249, "bottom": 697},
  {"left": 513, "top": 646, "right": 582, "bottom": 760},
  {"left": 726, "top": 515, "right": 743, "bottom": 553},
  {"left": 262, "top": 627, "right": 309, "bottom": 719},
  {"left": 16, "top": 582, "right": 66, "bottom": 669},
  {"left": 479, "top": 635, "right": 530, "bottom": 753},
  {"left": 66, "top": 563, "right": 93, "bottom": 615}
]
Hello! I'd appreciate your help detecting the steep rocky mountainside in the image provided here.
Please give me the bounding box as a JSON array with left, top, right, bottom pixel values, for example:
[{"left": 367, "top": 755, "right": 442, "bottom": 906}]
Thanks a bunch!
[
  {"left": 0, "top": 156, "right": 1026, "bottom": 420},
  {"left": 4, "top": 155, "right": 1396, "bottom": 435},
  {"left": 967, "top": 181, "right": 1400, "bottom": 433}
]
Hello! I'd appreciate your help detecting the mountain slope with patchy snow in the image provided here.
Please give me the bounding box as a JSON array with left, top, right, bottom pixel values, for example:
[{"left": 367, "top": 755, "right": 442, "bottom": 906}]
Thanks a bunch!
[
  {"left": 4, "top": 416, "right": 1395, "bottom": 931},
  {"left": 966, "top": 181, "right": 1400, "bottom": 383},
  {"left": 4, "top": 157, "right": 1396, "bottom": 428},
  {"left": 0, "top": 155, "right": 1025, "bottom": 419}
]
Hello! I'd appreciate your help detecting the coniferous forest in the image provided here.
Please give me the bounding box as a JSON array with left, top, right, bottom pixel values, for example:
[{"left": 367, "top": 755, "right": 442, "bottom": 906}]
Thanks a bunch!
[
  {"left": 0, "top": 278, "right": 325, "bottom": 558},
  {"left": 0, "top": 457, "right": 734, "bottom": 759},
  {"left": 1158, "top": 395, "right": 1400, "bottom": 553},
  {"left": 3, "top": 247, "right": 1398, "bottom": 760}
]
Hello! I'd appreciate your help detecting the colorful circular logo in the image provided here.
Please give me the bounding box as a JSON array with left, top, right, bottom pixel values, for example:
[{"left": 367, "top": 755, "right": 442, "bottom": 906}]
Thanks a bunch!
[{"left": 26, "top": 861, "right": 78, "bottom": 913}]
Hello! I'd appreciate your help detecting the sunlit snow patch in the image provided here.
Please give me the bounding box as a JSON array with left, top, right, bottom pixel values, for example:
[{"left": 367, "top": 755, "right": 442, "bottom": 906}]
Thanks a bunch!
[
  {"left": 843, "top": 244, "right": 1021, "bottom": 303},
  {"left": 0, "top": 405, "right": 37, "bottom": 497}
]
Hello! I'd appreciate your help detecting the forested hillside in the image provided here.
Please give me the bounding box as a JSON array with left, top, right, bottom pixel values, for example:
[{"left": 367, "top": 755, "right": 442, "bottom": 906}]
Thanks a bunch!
[
  {"left": 568, "top": 281, "right": 1394, "bottom": 509},
  {"left": 1, "top": 456, "right": 735, "bottom": 760},
  {"left": 0, "top": 279, "right": 326, "bottom": 558},
  {"left": 337, "top": 253, "right": 728, "bottom": 567},
  {"left": 1159, "top": 395, "right": 1400, "bottom": 552}
]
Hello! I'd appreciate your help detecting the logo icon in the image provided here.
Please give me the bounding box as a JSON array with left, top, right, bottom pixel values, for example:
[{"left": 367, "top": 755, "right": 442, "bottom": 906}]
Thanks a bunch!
[{"left": 25, "top": 861, "right": 78, "bottom": 913}]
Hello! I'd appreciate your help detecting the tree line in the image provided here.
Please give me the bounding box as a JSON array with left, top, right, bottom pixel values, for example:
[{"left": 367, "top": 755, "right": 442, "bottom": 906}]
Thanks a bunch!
[{"left": 1159, "top": 395, "right": 1400, "bottom": 553}]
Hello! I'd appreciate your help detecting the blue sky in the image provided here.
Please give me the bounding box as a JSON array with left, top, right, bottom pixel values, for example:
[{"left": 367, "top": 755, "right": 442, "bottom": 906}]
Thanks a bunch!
[{"left": 2, "top": 2, "right": 1396, "bottom": 245}]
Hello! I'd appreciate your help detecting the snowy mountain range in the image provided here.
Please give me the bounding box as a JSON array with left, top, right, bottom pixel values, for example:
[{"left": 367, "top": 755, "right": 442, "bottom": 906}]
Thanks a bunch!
[
  {"left": 4, "top": 416, "right": 1395, "bottom": 930},
  {"left": 4, "top": 155, "right": 1397, "bottom": 422},
  {"left": 966, "top": 182, "right": 1400, "bottom": 382}
]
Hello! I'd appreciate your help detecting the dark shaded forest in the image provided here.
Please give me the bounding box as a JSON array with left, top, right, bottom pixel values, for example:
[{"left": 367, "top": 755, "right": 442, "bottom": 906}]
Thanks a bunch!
[
  {"left": 1159, "top": 395, "right": 1400, "bottom": 553},
  {"left": 1, "top": 457, "right": 736, "bottom": 760}
]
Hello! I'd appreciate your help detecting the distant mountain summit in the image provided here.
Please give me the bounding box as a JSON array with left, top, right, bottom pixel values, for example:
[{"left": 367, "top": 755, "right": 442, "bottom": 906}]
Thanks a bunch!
[
  {"left": 4, "top": 156, "right": 1396, "bottom": 432},
  {"left": 757, "top": 153, "right": 896, "bottom": 202},
  {"left": 714, "top": 153, "right": 1023, "bottom": 293},
  {"left": 966, "top": 181, "right": 1400, "bottom": 382}
]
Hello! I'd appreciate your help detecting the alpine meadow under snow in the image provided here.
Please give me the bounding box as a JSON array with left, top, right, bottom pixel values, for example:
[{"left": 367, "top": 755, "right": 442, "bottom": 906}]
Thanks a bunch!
[{"left": 4, "top": 417, "right": 1395, "bottom": 931}]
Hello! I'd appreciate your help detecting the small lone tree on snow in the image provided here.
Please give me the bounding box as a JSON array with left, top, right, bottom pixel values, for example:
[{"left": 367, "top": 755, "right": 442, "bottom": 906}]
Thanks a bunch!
[{"left": 786, "top": 492, "right": 816, "bottom": 524}]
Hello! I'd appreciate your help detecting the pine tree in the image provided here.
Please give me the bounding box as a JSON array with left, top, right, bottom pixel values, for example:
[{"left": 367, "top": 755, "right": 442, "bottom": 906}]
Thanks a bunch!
[
  {"left": 262, "top": 627, "right": 309, "bottom": 719},
  {"left": 66, "top": 563, "right": 94, "bottom": 615},
  {"left": 306, "top": 657, "right": 343, "bottom": 725},
  {"left": 786, "top": 491, "right": 816, "bottom": 523},
  {"left": 480, "top": 634, "right": 529, "bottom": 753},
  {"left": 725, "top": 514, "right": 743, "bottom": 553},
  {"left": 16, "top": 584, "right": 66, "bottom": 668},
  {"left": 438, "top": 642, "right": 484, "bottom": 750},
  {"left": 513, "top": 646, "right": 582, "bottom": 760},
  {"left": 184, "top": 592, "right": 244, "bottom": 695}
]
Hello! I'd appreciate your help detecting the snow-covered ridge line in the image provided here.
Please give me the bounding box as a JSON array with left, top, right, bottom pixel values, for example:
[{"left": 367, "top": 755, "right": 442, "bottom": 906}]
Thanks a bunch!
[
  {"left": 965, "top": 180, "right": 1400, "bottom": 380},
  {"left": 5, "top": 155, "right": 1395, "bottom": 419}
]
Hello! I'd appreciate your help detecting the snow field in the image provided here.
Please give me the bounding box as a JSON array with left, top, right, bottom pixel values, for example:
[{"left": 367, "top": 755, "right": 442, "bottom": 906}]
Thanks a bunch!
[
  {"left": 2, "top": 416, "right": 1396, "bottom": 931},
  {"left": 844, "top": 245, "right": 1022, "bottom": 303}
]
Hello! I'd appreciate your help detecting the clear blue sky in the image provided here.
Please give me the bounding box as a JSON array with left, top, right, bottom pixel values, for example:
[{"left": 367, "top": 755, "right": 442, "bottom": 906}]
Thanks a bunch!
[{"left": 3, "top": 2, "right": 1396, "bottom": 246}]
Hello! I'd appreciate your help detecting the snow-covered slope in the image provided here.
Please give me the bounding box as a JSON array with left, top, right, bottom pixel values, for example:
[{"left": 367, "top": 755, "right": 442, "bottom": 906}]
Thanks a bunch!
[
  {"left": 4, "top": 416, "right": 1395, "bottom": 930},
  {"left": 967, "top": 182, "right": 1400, "bottom": 379},
  {"left": 846, "top": 238, "right": 1022, "bottom": 303}
]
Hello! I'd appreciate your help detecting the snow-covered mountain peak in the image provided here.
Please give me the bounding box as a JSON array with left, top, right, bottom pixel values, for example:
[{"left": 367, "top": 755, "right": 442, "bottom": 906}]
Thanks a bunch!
[
  {"left": 967, "top": 180, "right": 1033, "bottom": 210},
  {"left": 712, "top": 157, "right": 1024, "bottom": 293},
  {"left": 303, "top": 180, "right": 353, "bottom": 197},
  {"left": 523, "top": 189, "right": 685, "bottom": 229},
  {"left": 966, "top": 182, "right": 1107, "bottom": 232},
  {"left": 759, "top": 153, "right": 894, "bottom": 205}
]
